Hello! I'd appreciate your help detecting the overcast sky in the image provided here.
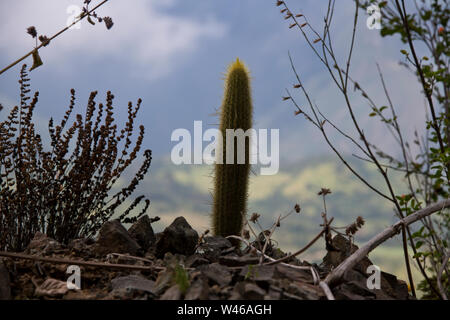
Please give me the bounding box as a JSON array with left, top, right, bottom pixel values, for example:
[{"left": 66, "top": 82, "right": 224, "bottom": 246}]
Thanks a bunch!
[{"left": 0, "top": 0, "right": 426, "bottom": 167}]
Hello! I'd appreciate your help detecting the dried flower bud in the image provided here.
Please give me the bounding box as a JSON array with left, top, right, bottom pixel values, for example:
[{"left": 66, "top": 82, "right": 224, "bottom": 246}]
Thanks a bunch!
[
  {"left": 313, "top": 38, "right": 321, "bottom": 43},
  {"left": 282, "top": 96, "right": 291, "bottom": 101},
  {"left": 295, "top": 14, "right": 303, "bottom": 18},
  {"left": 276, "top": 1, "right": 284, "bottom": 6},
  {"left": 103, "top": 16, "right": 114, "bottom": 30},
  {"left": 294, "top": 203, "right": 301, "bottom": 213},
  {"left": 38, "top": 35, "right": 50, "bottom": 46},
  {"left": 289, "top": 23, "right": 297, "bottom": 29},
  {"left": 356, "top": 216, "right": 365, "bottom": 228},
  {"left": 150, "top": 216, "right": 160, "bottom": 223},
  {"left": 27, "top": 26, "right": 37, "bottom": 38},
  {"left": 346, "top": 216, "right": 365, "bottom": 236},
  {"left": 318, "top": 188, "right": 331, "bottom": 196},
  {"left": 300, "top": 23, "right": 308, "bottom": 28},
  {"left": 293, "top": 84, "right": 301, "bottom": 88},
  {"left": 250, "top": 212, "right": 260, "bottom": 223},
  {"left": 294, "top": 109, "right": 302, "bottom": 116},
  {"left": 345, "top": 223, "right": 358, "bottom": 236}
]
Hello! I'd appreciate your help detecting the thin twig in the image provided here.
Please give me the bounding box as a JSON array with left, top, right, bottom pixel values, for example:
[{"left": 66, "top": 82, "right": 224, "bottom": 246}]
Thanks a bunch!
[
  {"left": 0, "top": 251, "right": 164, "bottom": 271},
  {"left": 264, "top": 217, "right": 333, "bottom": 266},
  {"left": 0, "top": 0, "right": 109, "bottom": 76},
  {"left": 325, "top": 199, "right": 450, "bottom": 287},
  {"left": 437, "top": 250, "right": 449, "bottom": 300}
]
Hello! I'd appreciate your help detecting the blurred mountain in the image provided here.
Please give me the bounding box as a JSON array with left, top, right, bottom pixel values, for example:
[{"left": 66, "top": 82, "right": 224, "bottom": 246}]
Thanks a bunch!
[{"left": 127, "top": 154, "right": 418, "bottom": 281}]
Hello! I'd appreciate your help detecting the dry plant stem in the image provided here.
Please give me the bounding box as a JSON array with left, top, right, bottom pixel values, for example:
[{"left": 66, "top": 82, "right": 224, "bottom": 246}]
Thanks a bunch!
[
  {"left": 287, "top": 54, "right": 391, "bottom": 202},
  {"left": 227, "top": 235, "right": 310, "bottom": 271},
  {"left": 263, "top": 217, "right": 333, "bottom": 266},
  {"left": 227, "top": 235, "right": 335, "bottom": 300},
  {"left": 437, "top": 250, "right": 449, "bottom": 300},
  {"left": 325, "top": 199, "right": 450, "bottom": 287},
  {"left": 108, "top": 252, "right": 154, "bottom": 265},
  {"left": 319, "top": 282, "right": 335, "bottom": 300},
  {"left": 258, "top": 214, "right": 282, "bottom": 264},
  {"left": 343, "top": 66, "right": 443, "bottom": 298},
  {"left": 0, "top": 251, "right": 164, "bottom": 272},
  {"left": 284, "top": 0, "right": 421, "bottom": 296},
  {"left": 394, "top": 0, "right": 447, "bottom": 168},
  {"left": 0, "top": 0, "right": 109, "bottom": 76},
  {"left": 401, "top": 222, "right": 416, "bottom": 297}
]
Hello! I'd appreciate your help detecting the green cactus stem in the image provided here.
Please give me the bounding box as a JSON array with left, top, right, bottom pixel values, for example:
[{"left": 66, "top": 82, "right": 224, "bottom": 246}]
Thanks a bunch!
[{"left": 212, "top": 58, "right": 253, "bottom": 239}]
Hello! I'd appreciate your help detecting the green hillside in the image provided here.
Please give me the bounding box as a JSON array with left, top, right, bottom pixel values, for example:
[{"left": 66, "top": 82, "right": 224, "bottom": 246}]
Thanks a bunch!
[{"left": 129, "top": 155, "right": 420, "bottom": 283}]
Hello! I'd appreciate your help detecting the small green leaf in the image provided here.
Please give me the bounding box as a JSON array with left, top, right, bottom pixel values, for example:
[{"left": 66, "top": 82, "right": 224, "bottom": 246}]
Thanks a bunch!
[
  {"left": 87, "top": 16, "right": 96, "bottom": 25},
  {"left": 29, "top": 49, "right": 43, "bottom": 71}
]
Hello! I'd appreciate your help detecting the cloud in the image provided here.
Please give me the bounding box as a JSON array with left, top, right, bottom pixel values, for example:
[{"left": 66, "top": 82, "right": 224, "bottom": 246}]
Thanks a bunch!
[{"left": 0, "top": 0, "right": 227, "bottom": 80}]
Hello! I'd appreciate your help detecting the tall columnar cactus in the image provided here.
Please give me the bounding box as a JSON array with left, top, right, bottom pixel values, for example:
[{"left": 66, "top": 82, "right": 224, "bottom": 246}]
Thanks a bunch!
[{"left": 212, "top": 58, "right": 253, "bottom": 238}]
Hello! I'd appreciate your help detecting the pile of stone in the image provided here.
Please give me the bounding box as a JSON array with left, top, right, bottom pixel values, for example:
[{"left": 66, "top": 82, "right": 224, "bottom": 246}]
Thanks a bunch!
[{"left": 0, "top": 216, "right": 411, "bottom": 300}]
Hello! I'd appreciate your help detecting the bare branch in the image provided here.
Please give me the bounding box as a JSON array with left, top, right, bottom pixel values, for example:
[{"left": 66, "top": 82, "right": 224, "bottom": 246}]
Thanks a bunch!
[{"left": 325, "top": 199, "right": 450, "bottom": 287}]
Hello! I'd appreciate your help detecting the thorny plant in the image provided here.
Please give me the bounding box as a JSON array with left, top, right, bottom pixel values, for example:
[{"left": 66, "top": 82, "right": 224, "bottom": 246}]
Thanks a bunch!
[
  {"left": 225, "top": 187, "right": 364, "bottom": 300},
  {"left": 238, "top": 188, "right": 364, "bottom": 267},
  {"left": 0, "top": 0, "right": 113, "bottom": 75},
  {"left": 276, "top": 0, "right": 449, "bottom": 299},
  {"left": 0, "top": 65, "right": 152, "bottom": 251}
]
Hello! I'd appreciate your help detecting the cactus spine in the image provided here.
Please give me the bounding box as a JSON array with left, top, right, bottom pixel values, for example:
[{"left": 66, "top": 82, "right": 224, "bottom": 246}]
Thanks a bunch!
[{"left": 212, "top": 58, "right": 253, "bottom": 238}]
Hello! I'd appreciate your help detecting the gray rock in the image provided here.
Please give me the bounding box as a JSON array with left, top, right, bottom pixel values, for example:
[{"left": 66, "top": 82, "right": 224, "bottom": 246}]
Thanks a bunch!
[
  {"left": 219, "top": 255, "right": 260, "bottom": 267},
  {"left": 243, "top": 282, "right": 266, "bottom": 300},
  {"left": 288, "top": 282, "right": 324, "bottom": 300},
  {"left": 198, "top": 263, "right": 232, "bottom": 287},
  {"left": 379, "top": 272, "right": 410, "bottom": 300},
  {"left": 111, "top": 275, "right": 156, "bottom": 295},
  {"left": 155, "top": 268, "right": 174, "bottom": 295},
  {"left": 128, "top": 215, "right": 156, "bottom": 252},
  {"left": 0, "top": 259, "right": 11, "bottom": 300},
  {"left": 26, "top": 232, "right": 63, "bottom": 254},
  {"left": 68, "top": 238, "right": 94, "bottom": 256},
  {"left": 322, "top": 234, "right": 372, "bottom": 274},
  {"left": 186, "top": 254, "right": 209, "bottom": 268},
  {"left": 333, "top": 281, "right": 377, "bottom": 300},
  {"left": 34, "top": 278, "right": 69, "bottom": 298},
  {"left": 203, "top": 236, "right": 232, "bottom": 250},
  {"left": 231, "top": 282, "right": 267, "bottom": 300},
  {"left": 155, "top": 217, "right": 198, "bottom": 258},
  {"left": 160, "top": 285, "right": 182, "bottom": 300},
  {"left": 265, "top": 287, "right": 282, "bottom": 300},
  {"left": 274, "top": 265, "right": 313, "bottom": 283},
  {"left": 185, "top": 277, "right": 209, "bottom": 300},
  {"left": 94, "top": 220, "right": 141, "bottom": 256},
  {"left": 239, "top": 265, "right": 275, "bottom": 282}
]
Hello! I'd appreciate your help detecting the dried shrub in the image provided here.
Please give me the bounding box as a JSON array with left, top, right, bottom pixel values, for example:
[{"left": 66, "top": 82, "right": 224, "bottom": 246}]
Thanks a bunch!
[{"left": 0, "top": 65, "right": 152, "bottom": 251}]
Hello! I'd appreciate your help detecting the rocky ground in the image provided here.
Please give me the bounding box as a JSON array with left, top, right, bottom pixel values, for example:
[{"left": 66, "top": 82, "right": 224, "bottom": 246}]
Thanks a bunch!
[{"left": 0, "top": 215, "right": 412, "bottom": 300}]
